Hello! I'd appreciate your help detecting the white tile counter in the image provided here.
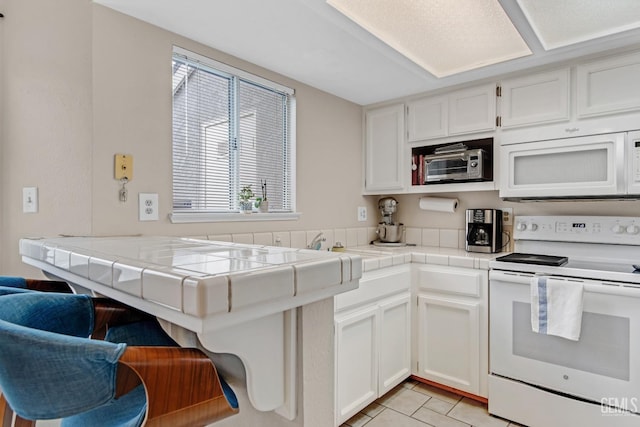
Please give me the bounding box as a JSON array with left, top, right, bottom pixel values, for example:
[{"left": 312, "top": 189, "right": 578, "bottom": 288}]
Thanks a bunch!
[
  {"left": 20, "top": 236, "right": 361, "bottom": 328},
  {"left": 344, "top": 244, "right": 502, "bottom": 272},
  {"left": 19, "top": 236, "right": 362, "bottom": 422}
]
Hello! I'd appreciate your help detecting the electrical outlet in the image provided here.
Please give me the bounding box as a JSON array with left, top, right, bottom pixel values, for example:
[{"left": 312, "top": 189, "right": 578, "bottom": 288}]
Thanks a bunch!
[
  {"left": 139, "top": 193, "right": 159, "bottom": 221},
  {"left": 502, "top": 208, "right": 513, "bottom": 226},
  {"left": 22, "top": 187, "right": 38, "bottom": 213},
  {"left": 357, "top": 206, "right": 367, "bottom": 222}
]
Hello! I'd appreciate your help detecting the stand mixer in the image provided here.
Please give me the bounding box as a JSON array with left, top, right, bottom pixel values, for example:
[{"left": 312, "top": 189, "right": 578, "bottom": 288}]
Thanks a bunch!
[{"left": 375, "top": 197, "right": 405, "bottom": 244}]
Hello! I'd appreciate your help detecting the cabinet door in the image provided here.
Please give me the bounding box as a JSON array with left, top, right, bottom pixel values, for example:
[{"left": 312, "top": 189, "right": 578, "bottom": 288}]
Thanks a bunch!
[
  {"left": 416, "top": 295, "right": 480, "bottom": 395},
  {"left": 378, "top": 293, "right": 411, "bottom": 396},
  {"left": 448, "top": 84, "right": 496, "bottom": 135},
  {"left": 364, "top": 104, "right": 405, "bottom": 192},
  {"left": 407, "top": 95, "right": 448, "bottom": 142},
  {"left": 500, "top": 68, "right": 570, "bottom": 128},
  {"left": 335, "top": 306, "right": 378, "bottom": 425},
  {"left": 577, "top": 51, "right": 640, "bottom": 118}
]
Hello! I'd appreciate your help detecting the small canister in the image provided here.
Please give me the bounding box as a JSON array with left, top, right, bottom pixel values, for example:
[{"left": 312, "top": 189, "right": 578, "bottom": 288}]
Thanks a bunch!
[{"left": 332, "top": 242, "right": 346, "bottom": 252}]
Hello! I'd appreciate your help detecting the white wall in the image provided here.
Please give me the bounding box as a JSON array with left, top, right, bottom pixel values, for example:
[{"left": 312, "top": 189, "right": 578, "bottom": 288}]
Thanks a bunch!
[
  {"left": 0, "top": 1, "right": 373, "bottom": 276},
  {"left": 0, "top": 0, "right": 5, "bottom": 271},
  {"left": 395, "top": 191, "right": 640, "bottom": 231},
  {"left": 7, "top": 2, "right": 638, "bottom": 277},
  {"left": 1, "top": 0, "right": 94, "bottom": 274}
]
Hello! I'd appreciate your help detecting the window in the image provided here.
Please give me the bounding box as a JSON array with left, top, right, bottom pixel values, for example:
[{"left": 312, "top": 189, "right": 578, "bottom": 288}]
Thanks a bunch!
[{"left": 171, "top": 47, "right": 296, "bottom": 222}]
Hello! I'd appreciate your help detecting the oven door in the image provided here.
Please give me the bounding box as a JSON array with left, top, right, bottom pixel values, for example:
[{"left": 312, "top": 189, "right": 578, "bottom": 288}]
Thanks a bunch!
[{"left": 490, "top": 270, "right": 640, "bottom": 409}]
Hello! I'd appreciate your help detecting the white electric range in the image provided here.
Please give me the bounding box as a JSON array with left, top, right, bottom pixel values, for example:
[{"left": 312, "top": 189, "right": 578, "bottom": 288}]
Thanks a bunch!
[{"left": 489, "top": 216, "right": 640, "bottom": 427}]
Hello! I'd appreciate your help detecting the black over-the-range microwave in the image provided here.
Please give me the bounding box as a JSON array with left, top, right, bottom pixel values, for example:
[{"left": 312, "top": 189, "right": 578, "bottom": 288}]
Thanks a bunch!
[{"left": 411, "top": 139, "right": 493, "bottom": 185}]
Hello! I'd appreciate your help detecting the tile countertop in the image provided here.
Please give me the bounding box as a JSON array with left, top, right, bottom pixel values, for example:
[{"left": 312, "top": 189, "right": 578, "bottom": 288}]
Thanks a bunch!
[
  {"left": 18, "top": 236, "right": 362, "bottom": 331},
  {"left": 345, "top": 244, "right": 505, "bottom": 272}
]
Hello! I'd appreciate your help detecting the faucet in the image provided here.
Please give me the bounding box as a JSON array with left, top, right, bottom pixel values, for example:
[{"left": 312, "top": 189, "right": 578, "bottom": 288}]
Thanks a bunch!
[{"left": 307, "top": 232, "right": 326, "bottom": 250}]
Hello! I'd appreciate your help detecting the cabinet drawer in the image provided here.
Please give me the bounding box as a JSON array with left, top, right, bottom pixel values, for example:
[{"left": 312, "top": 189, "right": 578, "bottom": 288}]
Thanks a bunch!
[
  {"left": 336, "top": 265, "right": 410, "bottom": 312},
  {"left": 418, "top": 265, "right": 482, "bottom": 297}
]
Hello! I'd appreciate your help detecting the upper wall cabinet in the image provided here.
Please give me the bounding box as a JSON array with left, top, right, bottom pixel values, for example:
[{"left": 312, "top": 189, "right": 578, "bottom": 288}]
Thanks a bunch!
[
  {"left": 407, "top": 95, "right": 448, "bottom": 141},
  {"left": 577, "top": 51, "right": 640, "bottom": 118},
  {"left": 364, "top": 104, "right": 405, "bottom": 192},
  {"left": 407, "top": 83, "right": 496, "bottom": 143},
  {"left": 499, "top": 68, "right": 570, "bottom": 129},
  {"left": 448, "top": 84, "right": 497, "bottom": 136}
]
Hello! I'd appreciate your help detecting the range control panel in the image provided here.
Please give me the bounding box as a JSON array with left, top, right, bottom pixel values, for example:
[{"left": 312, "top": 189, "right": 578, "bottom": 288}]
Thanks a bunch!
[{"left": 514, "top": 215, "right": 640, "bottom": 244}]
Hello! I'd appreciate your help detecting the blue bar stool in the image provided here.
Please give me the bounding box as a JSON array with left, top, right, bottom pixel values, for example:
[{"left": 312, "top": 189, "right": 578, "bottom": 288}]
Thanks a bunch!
[{"left": 0, "top": 293, "right": 238, "bottom": 427}]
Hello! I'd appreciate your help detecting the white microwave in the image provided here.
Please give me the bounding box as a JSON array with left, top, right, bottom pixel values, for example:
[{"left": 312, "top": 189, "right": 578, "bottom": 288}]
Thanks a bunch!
[{"left": 500, "top": 131, "right": 640, "bottom": 200}]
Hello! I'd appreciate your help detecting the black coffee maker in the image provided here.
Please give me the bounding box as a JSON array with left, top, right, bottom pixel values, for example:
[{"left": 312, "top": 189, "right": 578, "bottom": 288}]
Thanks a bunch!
[{"left": 465, "top": 209, "right": 503, "bottom": 253}]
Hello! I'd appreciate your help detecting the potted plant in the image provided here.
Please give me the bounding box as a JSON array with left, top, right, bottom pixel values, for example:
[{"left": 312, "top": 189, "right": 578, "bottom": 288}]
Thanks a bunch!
[
  {"left": 254, "top": 179, "right": 269, "bottom": 213},
  {"left": 238, "top": 184, "right": 254, "bottom": 213}
]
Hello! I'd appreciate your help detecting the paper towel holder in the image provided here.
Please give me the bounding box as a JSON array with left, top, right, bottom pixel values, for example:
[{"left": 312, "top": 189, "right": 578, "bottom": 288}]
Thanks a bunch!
[{"left": 418, "top": 197, "right": 459, "bottom": 213}]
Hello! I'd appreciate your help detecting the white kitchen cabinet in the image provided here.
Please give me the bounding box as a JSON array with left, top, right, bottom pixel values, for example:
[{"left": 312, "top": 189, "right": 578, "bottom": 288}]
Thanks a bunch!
[
  {"left": 577, "top": 51, "right": 640, "bottom": 118},
  {"left": 407, "top": 83, "right": 496, "bottom": 142},
  {"left": 499, "top": 68, "right": 570, "bottom": 129},
  {"left": 334, "top": 265, "right": 411, "bottom": 425},
  {"left": 407, "top": 95, "right": 448, "bottom": 141},
  {"left": 448, "top": 84, "right": 497, "bottom": 136},
  {"left": 335, "top": 305, "right": 378, "bottom": 423},
  {"left": 364, "top": 104, "right": 405, "bottom": 192},
  {"left": 378, "top": 294, "right": 411, "bottom": 396},
  {"left": 413, "top": 264, "right": 488, "bottom": 397},
  {"left": 416, "top": 295, "right": 480, "bottom": 394}
]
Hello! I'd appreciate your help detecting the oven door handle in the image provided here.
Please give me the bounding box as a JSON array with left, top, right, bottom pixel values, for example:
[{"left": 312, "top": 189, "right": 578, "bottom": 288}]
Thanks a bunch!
[{"left": 490, "top": 270, "right": 640, "bottom": 298}]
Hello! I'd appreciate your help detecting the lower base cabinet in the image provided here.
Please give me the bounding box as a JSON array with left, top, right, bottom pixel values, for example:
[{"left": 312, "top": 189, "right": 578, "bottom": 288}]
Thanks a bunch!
[
  {"left": 413, "top": 264, "right": 488, "bottom": 398},
  {"left": 378, "top": 295, "right": 411, "bottom": 395},
  {"left": 416, "top": 295, "right": 480, "bottom": 393},
  {"left": 334, "top": 266, "right": 411, "bottom": 426}
]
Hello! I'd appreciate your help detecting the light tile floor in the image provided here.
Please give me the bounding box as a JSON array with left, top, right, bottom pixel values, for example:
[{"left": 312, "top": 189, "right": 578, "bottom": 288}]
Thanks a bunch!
[{"left": 341, "top": 380, "right": 525, "bottom": 427}]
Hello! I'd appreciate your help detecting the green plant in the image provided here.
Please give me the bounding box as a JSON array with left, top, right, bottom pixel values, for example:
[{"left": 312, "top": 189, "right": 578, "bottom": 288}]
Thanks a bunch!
[
  {"left": 238, "top": 185, "right": 254, "bottom": 202},
  {"left": 260, "top": 179, "right": 267, "bottom": 201},
  {"left": 254, "top": 179, "right": 269, "bottom": 210}
]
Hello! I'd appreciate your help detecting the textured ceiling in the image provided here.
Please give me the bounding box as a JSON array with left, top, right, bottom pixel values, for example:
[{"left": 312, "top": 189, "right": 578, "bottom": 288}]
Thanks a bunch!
[{"left": 94, "top": 0, "right": 640, "bottom": 105}]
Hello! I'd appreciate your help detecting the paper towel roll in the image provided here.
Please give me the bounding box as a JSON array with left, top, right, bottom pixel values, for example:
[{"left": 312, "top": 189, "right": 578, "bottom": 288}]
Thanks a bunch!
[{"left": 419, "top": 197, "right": 458, "bottom": 213}]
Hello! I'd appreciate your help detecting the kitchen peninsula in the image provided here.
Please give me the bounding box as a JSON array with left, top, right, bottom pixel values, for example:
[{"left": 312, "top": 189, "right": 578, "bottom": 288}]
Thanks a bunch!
[{"left": 19, "top": 236, "right": 362, "bottom": 426}]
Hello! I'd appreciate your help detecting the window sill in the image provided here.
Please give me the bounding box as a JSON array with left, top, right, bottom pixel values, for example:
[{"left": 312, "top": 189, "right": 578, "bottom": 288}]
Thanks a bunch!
[{"left": 169, "top": 212, "right": 302, "bottom": 224}]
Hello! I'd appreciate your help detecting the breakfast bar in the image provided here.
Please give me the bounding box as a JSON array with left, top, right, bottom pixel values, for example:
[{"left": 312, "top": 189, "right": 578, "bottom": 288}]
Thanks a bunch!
[{"left": 19, "top": 236, "right": 362, "bottom": 424}]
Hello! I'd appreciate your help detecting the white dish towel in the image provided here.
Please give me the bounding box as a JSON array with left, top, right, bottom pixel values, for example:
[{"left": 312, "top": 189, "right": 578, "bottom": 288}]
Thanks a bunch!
[{"left": 530, "top": 276, "right": 584, "bottom": 341}]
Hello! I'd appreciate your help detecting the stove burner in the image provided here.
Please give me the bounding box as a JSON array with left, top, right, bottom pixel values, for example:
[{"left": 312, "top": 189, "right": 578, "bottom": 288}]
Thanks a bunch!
[{"left": 496, "top": 253, "right": 568, "bottom": 267}]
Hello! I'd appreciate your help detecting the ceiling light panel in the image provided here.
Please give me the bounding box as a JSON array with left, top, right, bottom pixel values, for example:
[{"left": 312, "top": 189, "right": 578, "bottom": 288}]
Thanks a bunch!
[
  {"left": 327, "top": 0, "right": 531, "bottom": 77},
  {"left": 517, "top": 0, "right": 640, "bottom": 50}
]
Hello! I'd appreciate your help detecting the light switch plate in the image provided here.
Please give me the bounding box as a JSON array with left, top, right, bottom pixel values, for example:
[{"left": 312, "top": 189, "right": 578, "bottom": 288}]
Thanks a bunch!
[
  {"left": 139, "top": 193, "right": 159, "bottom": 221},
  {"left": 23, "top": 187, "right": 38, "bottom": 213}
]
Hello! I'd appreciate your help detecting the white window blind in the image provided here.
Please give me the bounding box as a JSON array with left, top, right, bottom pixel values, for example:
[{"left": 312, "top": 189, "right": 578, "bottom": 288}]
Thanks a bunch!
[{"left": 172, "top": 48, "right": 295, "bottom": 218}]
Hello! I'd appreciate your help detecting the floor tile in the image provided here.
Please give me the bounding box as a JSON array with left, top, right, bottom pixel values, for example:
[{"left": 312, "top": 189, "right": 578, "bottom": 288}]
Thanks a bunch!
[
  {"left": 423, "top": 397, "right": 456, "bottom": 414},
  {"left": 411, "top": 382, "right": 462, "bottom": 404},
  {"left": 412, "top": 407, "right": 470, "bottom": 427},
  {"left": 365, "top": 408, "right": 429, "bottom": 427},
  {"left": 362, "top": 402, "right": 385, "bottom": 418},
  {"left": 376, "top": 387, "right": 430, "bottom": 415},
  {"left": 447, "top": 397, "right": 509, "bottom": 427},
  {"left": 343, "top": 412, "right": 373, "bottom": 427},
  {"left": 401, "top": 379, "right": 420, "bottom": 389},
  {"left": 340, "top": 379, "right": 522, "bottom": 427}
]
